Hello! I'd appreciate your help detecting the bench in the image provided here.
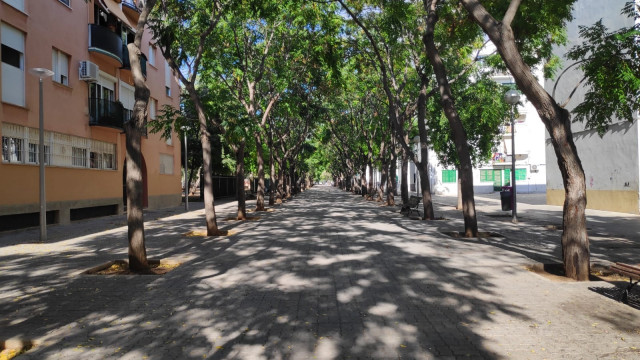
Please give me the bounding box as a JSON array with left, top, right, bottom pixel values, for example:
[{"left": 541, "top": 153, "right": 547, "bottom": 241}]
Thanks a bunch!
[
  {"left": 609, "top": 262, "right": 640, "bottom": 304},
  {"left": 406, "top": 196, "right": 421, "bottom": 217}
]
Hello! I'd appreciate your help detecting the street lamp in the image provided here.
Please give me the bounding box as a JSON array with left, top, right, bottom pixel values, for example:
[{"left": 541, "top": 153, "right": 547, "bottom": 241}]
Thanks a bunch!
[
  {"left": 29, "top": 68, "right": 55, "bottom": 242},
  {"left": 504, "top": 89, "right": 521, "bottom": 224},
  {"left": 182, "top": 126, "right": 188, "bottom": 211}
]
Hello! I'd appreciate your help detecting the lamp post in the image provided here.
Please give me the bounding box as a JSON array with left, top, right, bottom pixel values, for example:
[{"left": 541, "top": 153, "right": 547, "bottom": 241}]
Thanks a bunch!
[
  {"left": 29, "top": 68, "right": 55, "bottom": 242},
  {"left": 182, "top": 126, "right": 188, "bottom": 211},
  {"left": 504, "top": 89, "right": 521, "bottom": 224}
]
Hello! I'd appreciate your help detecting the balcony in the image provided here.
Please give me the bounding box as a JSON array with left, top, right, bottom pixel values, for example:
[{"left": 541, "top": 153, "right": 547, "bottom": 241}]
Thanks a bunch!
[
  {"left": 89, "top": 24, "right": 123, "bottom": 65},
  {"left": 122, "top": 45, "right": 147, "bottom": 78},
  {"left": 90, "top": 99, "right": 148, "bottom": 136},
  {"left": 122, "top": 0, "right": 141, "bottom": 21},
  {"left": 89, "top": 98, "right": 125, "bottom": 130}
]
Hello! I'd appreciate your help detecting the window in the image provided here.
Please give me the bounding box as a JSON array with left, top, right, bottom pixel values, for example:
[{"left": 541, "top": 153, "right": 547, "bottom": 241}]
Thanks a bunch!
[
  {"left": 159, "top": 153, "right": 173, "bottom": 174},
  {"left": 441, "top": 169, "right": 456, "bottom": 183},
  {"left": 164, "top": 62, "right": 172, "bottom": 97},
  {"left": 2, "top": 136, "right": 23, "bottom": 162},
  {"left": 52, "top": 49, "right": 70, "bottom": 86},
  {"left": 2, "top": 123, "right": 116, "bottom": 169},
  {"left": 28, "top": 143, "right": 51, "bottom": 164},
  {"left": 103, "top": 153, "right": 114, "bottom": 169},
  {"left": 90, "top": 151, "right": 103, "bottom": 169},
  {"left": 72, "top": 147, "right": 87, "bottom": 167},
  {"left": 1, "top": 23, "right": 25, "bottom": 106},
  {"left": 504, "top": 168, "right": 527, "bottom": 184},
  {"left": 1, "top": 44, "right": 20, "bottom": 67},
  {"left": 59, "top": 0, "right": 70, "bottom": 6},
  {"left": 3, "top": 0, "right": 25, "bottom": 12},
  {"left": 148, "top": 45, "right": 155, "bottom": 66},
  {"left": 480, "top": 169, "right": 498, "bottom": 182},
  {"left": 149, "top": 98, "right": 156, "bottom": 119}
]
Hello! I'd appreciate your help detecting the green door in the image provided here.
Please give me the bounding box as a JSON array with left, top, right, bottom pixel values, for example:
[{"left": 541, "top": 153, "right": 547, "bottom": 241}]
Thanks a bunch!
[{"left": 492, "top": 169, "right": 502, "bottom": 191}]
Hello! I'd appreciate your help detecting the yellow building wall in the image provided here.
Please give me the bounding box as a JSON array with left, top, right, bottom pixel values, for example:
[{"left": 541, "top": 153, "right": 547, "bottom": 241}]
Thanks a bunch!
[{"left": 547, "top": 189, "right": 639, "bottom": 214}]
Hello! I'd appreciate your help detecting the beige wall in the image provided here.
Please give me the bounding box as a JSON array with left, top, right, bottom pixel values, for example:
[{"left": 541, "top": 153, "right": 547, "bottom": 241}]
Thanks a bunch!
[
  {"left": 0, "top": 0, "right": 181, "bottom": 221},
  {"left": 547, "top": 189, "right": 639, "bottom": 214}
]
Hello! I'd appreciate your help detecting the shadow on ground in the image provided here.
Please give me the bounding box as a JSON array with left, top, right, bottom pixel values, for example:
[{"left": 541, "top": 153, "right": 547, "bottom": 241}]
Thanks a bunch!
[{"left": 0, "top": 187, "right": 638, "bottom": 359}]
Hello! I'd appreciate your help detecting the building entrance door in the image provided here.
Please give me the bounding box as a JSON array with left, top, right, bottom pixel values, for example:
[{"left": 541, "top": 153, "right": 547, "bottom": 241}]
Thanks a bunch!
[{"left": 492, "top": 169, "right": 502, "bottom": 191}]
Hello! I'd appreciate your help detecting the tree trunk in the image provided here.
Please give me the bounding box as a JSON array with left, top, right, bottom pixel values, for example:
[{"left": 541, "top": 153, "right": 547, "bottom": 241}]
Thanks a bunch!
[
  {"left": 235, "top": 141, "right": 247, "bottom": 220},
  {"left": 423, "top": 0, "right": 477, "bottom": 236},
  {"left": 269, "top": 144, "right": 276, "bottom": 206},
  {"left": 276, "top": 159, "right": 285, "bottom": 204},
  {"left": 379, "top": 161, "right": 388, "bottom": 202},
  {"left": 287, "top": 161, "right": 294, "bottom": 198},
  {"left": 401, "top": 151, "right": 409, "bottom": 206},
  {"left": 416, "top": 78, "right": 435, "bottom": 220},
  {"left": 124, "top": 1, "right": 156, "bottom": 272},
  {"left": 368, "top": 160, "right": 374, "bottom": 199},
  {"left": 460, "top": 0, "right": 589, "bottom": 280},
  {"left": 388, "top": 151, "right": 397, "bottom": 206},
  {"left": 187, "top": 86, "right": 218, "bottom": 235},
  {"left": 361, "top": 165, "right": 368, "bottom": 197},
  {"left": 254, "top": 132, "right": 266, "bottom": 211},
  {"left": 124, "top": 120, "right": 147, "bottom": 272}
]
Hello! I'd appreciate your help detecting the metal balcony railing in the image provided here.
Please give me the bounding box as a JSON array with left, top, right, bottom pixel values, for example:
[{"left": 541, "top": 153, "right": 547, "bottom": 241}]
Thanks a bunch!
[
  {"left": 89, "top": 99, "right": 147, "bottom": 135},
  {"left": 89, "top": 98, "right": 125, "bottom": 130},
  {"left": 88, "top": 24, "right": 123, "bottom": 64}
]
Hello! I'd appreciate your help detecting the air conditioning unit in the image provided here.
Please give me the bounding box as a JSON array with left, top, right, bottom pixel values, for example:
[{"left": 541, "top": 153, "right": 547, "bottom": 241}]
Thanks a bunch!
[{"left": 79, "top": 61, "right": 99, "bottom": 82}]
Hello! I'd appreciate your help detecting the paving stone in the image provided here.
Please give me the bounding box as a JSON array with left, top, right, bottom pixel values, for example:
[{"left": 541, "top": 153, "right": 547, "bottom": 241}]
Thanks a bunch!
[{"left": 1, "top": 189, "right": 639, "bottom": 359}]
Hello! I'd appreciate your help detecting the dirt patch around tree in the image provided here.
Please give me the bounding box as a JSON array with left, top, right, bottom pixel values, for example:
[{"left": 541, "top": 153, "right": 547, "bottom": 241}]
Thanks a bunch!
[
  {"left": 442, "top": 231, "right": 504, "bottom": 238},
  {"left": 223, "top": 216, "right": 261, "bottom": 222},
  {"left": 184, "top": 229, "right": 239, "bottom": 237},
  {"left": 0, "top": 339, "right": 35, "bottom": 360},
  {"left": 84, "top": 259, "right": 181, "bottom": 276},
  {"left": 525, "top": 263, "right": 630, "bottom": 282}
]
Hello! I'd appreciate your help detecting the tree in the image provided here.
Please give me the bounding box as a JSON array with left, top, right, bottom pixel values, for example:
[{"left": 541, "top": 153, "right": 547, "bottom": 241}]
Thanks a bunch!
[
  {"left": 150, "top": 0, "right": 225, "bottom": 236},
  {"left": 460, "top": 0, "right": 592, "bottom": 279},
  {"left": 124, "top": 0, "right": 157, "bottom": 273}
]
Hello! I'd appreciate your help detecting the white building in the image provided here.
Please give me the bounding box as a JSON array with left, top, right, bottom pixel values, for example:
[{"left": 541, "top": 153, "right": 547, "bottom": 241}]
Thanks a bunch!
[
  {"left": 401, "top": 70, "right": 548, "bottom": 198},
  {"left": 543, "top": 0, "right": 640, "bottom": 214}
]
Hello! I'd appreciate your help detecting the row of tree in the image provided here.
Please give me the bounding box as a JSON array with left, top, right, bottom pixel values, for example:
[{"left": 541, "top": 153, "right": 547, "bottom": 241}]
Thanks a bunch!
[
  {"left": 317, "top": 0, "right": 639, "bottom": 281},
  {"left": 121, "top": 0, "right": 639, "bottom": 281}
]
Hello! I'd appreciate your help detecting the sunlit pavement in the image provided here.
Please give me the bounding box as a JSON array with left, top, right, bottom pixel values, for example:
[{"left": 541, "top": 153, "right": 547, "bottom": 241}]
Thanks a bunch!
[{"left": 0, "top": 186, "right": 639, "bottom": 359}]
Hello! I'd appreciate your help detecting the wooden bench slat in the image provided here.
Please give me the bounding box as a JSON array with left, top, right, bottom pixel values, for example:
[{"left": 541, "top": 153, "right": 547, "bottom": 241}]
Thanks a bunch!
[
  {"left": 611, "top": 269, "right": 640, "bottom": 280},
  {"left": 611, "top": 265, "right": 640, "bottom": 275},
  {"left": 612, "top": 263, "right": 640, "bottom": 274},
  {"left": 610, "top": 263, "right": 640, "bottom": 280}
]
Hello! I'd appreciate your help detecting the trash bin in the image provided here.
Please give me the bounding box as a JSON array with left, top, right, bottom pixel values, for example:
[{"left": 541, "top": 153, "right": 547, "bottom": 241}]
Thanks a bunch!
[{"left": 500, "top": 186, "right": 512, "bottom": 211}]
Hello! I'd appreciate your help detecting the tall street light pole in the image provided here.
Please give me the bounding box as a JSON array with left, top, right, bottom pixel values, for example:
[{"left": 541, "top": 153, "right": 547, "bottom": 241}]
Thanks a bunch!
[
  {"left": 504, "top": 89, "right": 521, "bottom": 224},
  {"left": 182, "top": 126, "right": 188, "bottom": 211},
  {"left": 29, "top": 68, "right": 55, "bottom": 242}
]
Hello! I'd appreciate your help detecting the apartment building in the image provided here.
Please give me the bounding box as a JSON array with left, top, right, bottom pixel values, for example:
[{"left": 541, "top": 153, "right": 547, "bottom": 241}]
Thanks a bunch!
[{"left": 0, "top": 0, "right": 181, "bottom": 230}]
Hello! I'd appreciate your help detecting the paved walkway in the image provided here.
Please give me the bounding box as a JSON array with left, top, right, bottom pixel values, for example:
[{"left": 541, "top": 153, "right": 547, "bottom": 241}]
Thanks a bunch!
[{"left": 0, "top": 187, "right": 639, "bottom": 359}]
